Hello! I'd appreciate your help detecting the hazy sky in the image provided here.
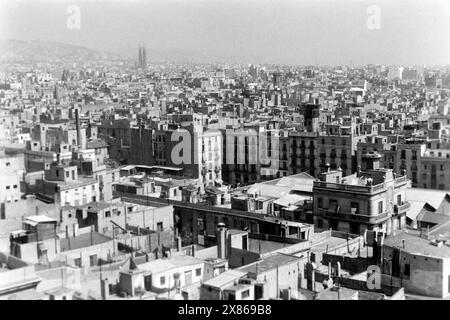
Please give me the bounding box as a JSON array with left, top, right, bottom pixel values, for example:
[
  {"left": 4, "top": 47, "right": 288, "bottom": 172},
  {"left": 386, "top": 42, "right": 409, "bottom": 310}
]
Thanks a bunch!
[{"left": 1, "top": 0, "right": 449, "bottom": 65}]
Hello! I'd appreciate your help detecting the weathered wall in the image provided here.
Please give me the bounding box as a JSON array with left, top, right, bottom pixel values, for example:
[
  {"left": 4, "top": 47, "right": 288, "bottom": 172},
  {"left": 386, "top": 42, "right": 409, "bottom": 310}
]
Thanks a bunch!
[
  {"left": 229, "top": 248, "right": 260, "bottom": 269},
  {"left": 383, "top": 245, "right": 447, "bottom": 298}
]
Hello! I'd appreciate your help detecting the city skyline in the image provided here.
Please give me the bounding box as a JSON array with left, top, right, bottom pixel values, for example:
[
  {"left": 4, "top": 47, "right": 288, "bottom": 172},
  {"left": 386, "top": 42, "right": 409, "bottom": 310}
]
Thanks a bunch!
[
  {"left": 2, "top": 0, "right": 450, "bottom": 303},
  {"left": 1, "top": 0, "right": 450, "bottom": 66}
]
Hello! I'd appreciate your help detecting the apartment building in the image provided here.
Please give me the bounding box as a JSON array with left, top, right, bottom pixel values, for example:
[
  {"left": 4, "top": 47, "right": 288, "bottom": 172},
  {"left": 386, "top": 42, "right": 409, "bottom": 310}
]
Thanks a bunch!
[
  {"left": 313, "top": 153, "right": 411, "bottom": 235},
  {"left": 0, "top": 149, "right": 23, "bottom": 204}
]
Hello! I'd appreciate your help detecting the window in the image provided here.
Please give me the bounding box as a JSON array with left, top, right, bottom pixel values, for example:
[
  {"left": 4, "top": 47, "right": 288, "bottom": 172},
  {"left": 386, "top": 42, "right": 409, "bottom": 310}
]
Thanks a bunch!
[
  {"left": 404, "top": 264, "right": 410, "bottom": 277},
  {"left": 89, "top": 254, "right": 97, "bottom": 267},
  {"left": 160, "top": 276, "right": 166, "bottom": 285},
  {"left": 66, "top": 171, "right": 70, "bottom": 178},
  {"left": 329, "top": 200, "right": 338, "bottom": 212},
  {"left": 196, "top": 268, "right": 201, "bottom": 277},
  {"left": 241, "top": 289, "right": 250, "bottom": 299},
  {"left": 74, "top": 258, "right": 82, "bottom": 267},
  {"left": 378, "top": 201, "right": 383, "bottom": 214},
  {"left": 351, "top": 202, "right": 359, "bottom": 214},
  {"left": 6, "top": 186, "right": 10, "bottom": 190},
  {"left": 397, "top": 195, "right": 402, "bottom": 205}
]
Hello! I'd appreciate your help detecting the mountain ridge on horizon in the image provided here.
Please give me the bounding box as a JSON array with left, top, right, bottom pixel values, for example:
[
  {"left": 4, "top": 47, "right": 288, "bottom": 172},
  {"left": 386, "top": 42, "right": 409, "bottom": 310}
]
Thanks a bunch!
[
  {"left": 0, "top": 39, "right": 447, "bottom": 68},
  {"left": 0, "top": 39, "right": 237, "bottom": 65}
]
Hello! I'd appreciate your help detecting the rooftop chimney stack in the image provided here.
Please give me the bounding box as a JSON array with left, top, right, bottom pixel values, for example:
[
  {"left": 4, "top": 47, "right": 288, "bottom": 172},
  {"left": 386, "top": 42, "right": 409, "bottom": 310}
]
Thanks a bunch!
[
  {"left": 75, "top": 108, "right": 81, "bottom": 149},
  {"left": 216, "top": 223, "right": 228, "bottom": 259}
]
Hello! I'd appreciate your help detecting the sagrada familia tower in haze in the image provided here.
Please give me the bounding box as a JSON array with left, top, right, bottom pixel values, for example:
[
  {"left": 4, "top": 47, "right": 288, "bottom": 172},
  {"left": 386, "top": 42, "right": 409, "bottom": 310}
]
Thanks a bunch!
[{"left": 137, "top": 42, "right": 147, "bottom": 70}]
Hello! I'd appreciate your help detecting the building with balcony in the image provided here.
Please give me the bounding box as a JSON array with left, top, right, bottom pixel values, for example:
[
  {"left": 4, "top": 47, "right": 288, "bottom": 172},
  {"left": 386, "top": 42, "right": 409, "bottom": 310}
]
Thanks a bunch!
[
  {"left": 313, "top": 153, "right": 411, "bottom": 235},
  {"left": 31, "top": 163, "right": 100, "bottom": 206}
]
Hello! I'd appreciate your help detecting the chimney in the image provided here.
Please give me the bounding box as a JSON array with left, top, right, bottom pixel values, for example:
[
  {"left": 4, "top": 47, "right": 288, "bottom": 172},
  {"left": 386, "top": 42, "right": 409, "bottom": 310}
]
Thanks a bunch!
[
  {"left": 73, "top": 223, "right": 79, "bottom": 237},
  {"left": 216, "top": 223, "right": 228, "bottom": 259},
  {"left": 75, "top": 108, "right": 81, "bottom": 149},
  {"left": 176, "top": 237, "right": 182, "bottom": 252},
  {"left": 191, "top": 244, "right": 195, "bottom": 257},
  {"left": 402, "top": 239, "right": 405, "bottom": 249},
  {"left": 101, "top": 278, "right": 109, "bottom": 300}
]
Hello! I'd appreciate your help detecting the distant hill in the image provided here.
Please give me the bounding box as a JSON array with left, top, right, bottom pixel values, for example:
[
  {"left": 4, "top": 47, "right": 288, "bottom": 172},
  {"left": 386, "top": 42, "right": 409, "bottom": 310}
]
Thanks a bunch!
[
  {"left": 0, "top": 40, "right": 124, "bottom": 63},
  {"left": 0, "top": 39, "right": 249, "bottom": 64}
]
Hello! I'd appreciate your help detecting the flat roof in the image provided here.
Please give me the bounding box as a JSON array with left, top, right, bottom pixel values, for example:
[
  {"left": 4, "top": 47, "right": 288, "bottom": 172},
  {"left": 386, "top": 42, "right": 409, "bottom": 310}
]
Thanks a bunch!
[
  {"left": 315, "top": 286, "right": 358, "bottom": 300},
  {"left": 50, "top": 177, "right": 97, "bottom": 191},
  {"left": 383, "top": 231, "right": 450, "bottom": 258},
  {"left": 135, "top": 254, "right": 203, "bottom": 274},
  {"left": 239, "top": 253, "right": 299, "bottom": 275},
  {"left": 202, "top": 270, "right": 247, "bottom": 289},
  {"left": 24, "top": 215, "right": 57, "bottom": 224}
]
